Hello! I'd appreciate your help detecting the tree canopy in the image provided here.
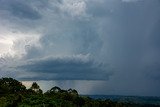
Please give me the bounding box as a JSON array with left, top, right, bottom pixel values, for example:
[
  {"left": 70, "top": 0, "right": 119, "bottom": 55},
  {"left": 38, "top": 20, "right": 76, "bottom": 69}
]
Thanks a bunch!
[
  {"left": 0, "top": 77, "right": 159, "bottom": 107},
  {"left": 0, "top": 77, "right": 26, "bottom": 94}
]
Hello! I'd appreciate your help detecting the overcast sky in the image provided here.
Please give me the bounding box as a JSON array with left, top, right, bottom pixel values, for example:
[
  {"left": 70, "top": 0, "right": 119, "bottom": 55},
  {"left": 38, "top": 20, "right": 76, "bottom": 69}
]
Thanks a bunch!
[{"left": 0, "top": 0, "right": 160, "bottom": 96}]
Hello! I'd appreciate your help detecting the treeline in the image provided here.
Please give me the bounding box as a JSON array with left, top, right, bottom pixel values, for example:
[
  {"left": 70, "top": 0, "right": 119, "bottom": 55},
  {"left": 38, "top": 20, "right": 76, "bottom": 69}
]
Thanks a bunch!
[{"left": 0, "top": 77, "right": 159, "bottom": 107}]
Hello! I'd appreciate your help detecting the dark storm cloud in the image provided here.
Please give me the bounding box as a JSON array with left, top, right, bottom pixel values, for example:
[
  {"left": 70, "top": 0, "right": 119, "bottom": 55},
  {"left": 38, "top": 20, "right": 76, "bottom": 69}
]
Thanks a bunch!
[
  {"left": 1, "top": 0, "right": 160, "bottom": 96},
  {"left": 17, "top": 56, "right": 113, "bottom": 80}
]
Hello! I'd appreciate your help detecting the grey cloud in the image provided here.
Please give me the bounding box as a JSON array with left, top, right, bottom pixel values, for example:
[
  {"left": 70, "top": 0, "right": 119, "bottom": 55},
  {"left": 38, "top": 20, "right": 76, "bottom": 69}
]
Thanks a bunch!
[
  {"left": 10, "top": 2, "right": 41, "bottom": 20},
  {"left": 1, "top": 0, "right": 160, "bottom": 96},
  {"left": 149, "top": 19, "right": 160, "bottom": 48},
  {"left": 85, "top": 1, "right": 112, "bottom": 17},
  {"left": 0, "top": 0, "right": 41, "bottom": 20},
  {"left": 23, "top": 11, "right": 103, "bottom": 59},
  {"left": 17, "top": 56, "right": 113, "bottom": 80},
  {"left": 145, "top": 63, "right": 160, "bottom": 80}
]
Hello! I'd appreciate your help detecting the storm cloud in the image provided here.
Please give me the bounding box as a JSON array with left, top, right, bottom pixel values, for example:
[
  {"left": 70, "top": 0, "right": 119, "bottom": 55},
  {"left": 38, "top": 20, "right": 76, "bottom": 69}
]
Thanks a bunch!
[
  {"left": 0, "top": 0, "right": 160, "bottom": 96},
  {"left": 17, "top": 55, "right": 112, "bottom": 80}
]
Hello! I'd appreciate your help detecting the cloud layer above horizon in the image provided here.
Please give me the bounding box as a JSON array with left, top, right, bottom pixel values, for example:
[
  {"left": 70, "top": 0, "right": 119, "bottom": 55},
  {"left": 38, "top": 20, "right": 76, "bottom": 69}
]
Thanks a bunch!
[{"left": 0, "top": 0, "right": 160, "bottom": 96}]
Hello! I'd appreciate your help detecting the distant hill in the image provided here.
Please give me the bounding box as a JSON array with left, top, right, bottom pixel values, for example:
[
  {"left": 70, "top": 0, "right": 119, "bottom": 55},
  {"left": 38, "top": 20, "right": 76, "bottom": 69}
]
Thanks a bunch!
[{"left": 85, "top": 95, "right": 160, "bottom": 106}]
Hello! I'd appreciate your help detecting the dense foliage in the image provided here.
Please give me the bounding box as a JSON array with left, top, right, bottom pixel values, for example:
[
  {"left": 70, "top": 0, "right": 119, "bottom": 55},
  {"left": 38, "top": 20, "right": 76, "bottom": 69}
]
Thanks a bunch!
[{"left": 0, "top": 77, "right": 159, "bottom": 107}]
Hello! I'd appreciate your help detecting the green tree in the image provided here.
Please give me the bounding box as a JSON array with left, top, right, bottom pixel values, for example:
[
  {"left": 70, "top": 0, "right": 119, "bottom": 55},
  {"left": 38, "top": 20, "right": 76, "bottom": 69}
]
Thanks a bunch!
[
  {"left": 50, "top": 86, "right": 61, "bottom": 93},
  {"left": 30, "top": 82, "right": 42, "bottom": 94},
  {"left": 68, "top": 88, "right": 78, "bottom": 96},
  {"left": 0, "top": 77, "right": 26, "bottom": 94}
]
